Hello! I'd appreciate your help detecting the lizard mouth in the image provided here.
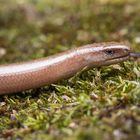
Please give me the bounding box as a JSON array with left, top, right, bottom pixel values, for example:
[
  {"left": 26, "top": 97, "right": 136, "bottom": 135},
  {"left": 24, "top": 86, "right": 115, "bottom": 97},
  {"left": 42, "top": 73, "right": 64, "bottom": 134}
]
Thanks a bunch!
[
  {"left": 106, "top": 51, "right": 140, "bottom": 65},
  {"left": 105, "top": 55, "right": 129, "bottom": 65}
]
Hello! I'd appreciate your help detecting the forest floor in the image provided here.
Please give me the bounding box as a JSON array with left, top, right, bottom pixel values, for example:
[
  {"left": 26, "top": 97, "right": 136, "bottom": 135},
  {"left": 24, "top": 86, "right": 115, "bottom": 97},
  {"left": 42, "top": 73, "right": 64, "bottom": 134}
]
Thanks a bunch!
[{"left": 0, "top": 0, "right": 140, "bottom": 139}]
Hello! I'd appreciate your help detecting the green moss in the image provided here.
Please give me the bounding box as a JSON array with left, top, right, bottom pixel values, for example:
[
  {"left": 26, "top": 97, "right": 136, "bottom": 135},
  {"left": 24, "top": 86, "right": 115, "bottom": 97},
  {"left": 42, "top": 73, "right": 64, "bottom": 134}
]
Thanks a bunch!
[{"left": 0, "top": 0, "right": 140, "bottom": 139}]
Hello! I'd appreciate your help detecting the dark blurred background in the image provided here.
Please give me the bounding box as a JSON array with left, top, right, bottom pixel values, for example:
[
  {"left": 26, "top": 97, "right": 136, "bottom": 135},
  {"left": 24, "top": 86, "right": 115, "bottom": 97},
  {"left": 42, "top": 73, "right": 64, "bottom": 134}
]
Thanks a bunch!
[{"left": 0, "top": 0, "right": 140, "bottom": 63}]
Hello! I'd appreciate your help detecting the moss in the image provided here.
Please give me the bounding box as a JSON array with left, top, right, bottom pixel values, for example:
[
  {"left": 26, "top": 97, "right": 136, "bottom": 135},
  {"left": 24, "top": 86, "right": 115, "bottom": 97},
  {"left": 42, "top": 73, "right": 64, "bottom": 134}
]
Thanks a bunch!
[{"left": 0, "top": 0, "right": 140, "bottom": 139}]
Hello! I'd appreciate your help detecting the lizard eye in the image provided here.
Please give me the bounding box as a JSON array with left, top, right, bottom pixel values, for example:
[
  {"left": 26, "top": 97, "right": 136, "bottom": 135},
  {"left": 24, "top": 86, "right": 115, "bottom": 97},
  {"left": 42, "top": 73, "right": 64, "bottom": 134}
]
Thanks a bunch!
[{"left": 104, "top": 50, "right": 114, "bottom": 55}]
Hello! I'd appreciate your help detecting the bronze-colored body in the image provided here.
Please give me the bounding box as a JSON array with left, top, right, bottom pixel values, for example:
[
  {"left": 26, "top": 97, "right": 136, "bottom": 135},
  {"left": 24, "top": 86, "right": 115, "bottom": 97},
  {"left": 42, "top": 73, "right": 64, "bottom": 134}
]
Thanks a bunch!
[{"left": 0, "top": 42, "right": 131, "bottom": 94}]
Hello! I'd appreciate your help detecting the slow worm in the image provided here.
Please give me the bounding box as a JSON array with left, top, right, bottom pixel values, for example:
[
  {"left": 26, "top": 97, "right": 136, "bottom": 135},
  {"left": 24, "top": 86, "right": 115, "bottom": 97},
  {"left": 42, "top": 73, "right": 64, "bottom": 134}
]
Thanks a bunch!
[{"left": 0, "top": 42, "right": 139, "bottom": 95}]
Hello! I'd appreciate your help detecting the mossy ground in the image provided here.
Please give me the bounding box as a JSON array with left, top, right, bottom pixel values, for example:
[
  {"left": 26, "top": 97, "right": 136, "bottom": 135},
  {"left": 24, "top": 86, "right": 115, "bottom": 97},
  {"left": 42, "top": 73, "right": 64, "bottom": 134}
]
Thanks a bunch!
[{"left": 0, "top": 0, "right": 140, "bottom": 139}]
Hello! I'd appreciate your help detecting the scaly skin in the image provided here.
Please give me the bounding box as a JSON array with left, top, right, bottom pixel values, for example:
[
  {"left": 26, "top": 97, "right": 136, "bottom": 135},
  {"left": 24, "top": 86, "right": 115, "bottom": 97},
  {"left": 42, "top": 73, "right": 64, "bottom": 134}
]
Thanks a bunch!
[{"left": 0, "top": 42, "right": 137, "bottom": 94}]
